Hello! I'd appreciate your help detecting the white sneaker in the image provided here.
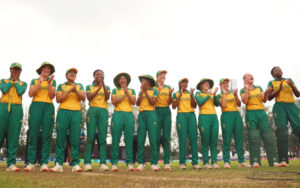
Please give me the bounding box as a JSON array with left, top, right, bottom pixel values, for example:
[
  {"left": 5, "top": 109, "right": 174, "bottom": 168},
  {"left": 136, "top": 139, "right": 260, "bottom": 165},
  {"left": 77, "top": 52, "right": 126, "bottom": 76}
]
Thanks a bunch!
[
  {"left": 100, "top": 164, "right": 109, "bottom": 171},
  {"left": 127, "top": 164, "right": 135, "bottom": 171},
  {"left": 203, "top": 164, "right": 212, "bottom": 169},
  {"left": 212, "top": 163, "right": 219, "bottom": 169},
  {"left": 151, "top": 164, "right": 160, "bottom": 171},
  {"left": 279, "top": 161, "right": 289, "bottom": 167},
  {"left": 180, "top": 164, "right": 186, "bottom": 170},
  {"left": 84, "top": 164, "right": 93, "bottom": 172},
  {"left": 273, "top": 162, "right": 279, "bottom": 167},
  {"left": 252, "top": 162, "right": 260, "bottom": 168},
  {"left": 24, "top": 163, "right": 35, "bottom": 172},
  {"left": 224, "top": 162, "right": 230, "bottom": 169},
  {"left": 192, "top": 164, "right": 201, "bottom": 170},
  {"left": 40, "top": 164, "right": 49, "bottom": 172},
  {"left": 136, "top": 164, "right": 144, "bottom": 171},
  {"left": 239, "top": 162, "right": 251, "bottom": 168},
  {"left": 72, "top": 165, "right": 83, "bottom": 172},
  {"left": 164, "top": 164, "right": 171, "bottom": 171},
  {"left": 111, "top": 164, "right": 118, "bottom": 172},
  {"left": 50, "top": 163, "right": 63, "bottom": 172},
  {"left": 6, "top": 164, "right": 20, "bottom": 172}
]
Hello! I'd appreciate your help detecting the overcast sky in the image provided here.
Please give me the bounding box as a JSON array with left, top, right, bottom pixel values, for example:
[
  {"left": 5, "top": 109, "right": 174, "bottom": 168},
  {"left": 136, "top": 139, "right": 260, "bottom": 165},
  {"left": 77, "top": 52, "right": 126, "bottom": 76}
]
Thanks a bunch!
[{"left": 0, "top": 0, "right": 299, "bottom": 112}]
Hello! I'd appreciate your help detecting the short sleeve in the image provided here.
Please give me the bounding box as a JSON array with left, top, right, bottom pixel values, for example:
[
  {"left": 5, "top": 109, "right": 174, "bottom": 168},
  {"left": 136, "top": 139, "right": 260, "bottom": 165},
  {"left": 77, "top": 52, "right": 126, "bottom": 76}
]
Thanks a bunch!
[
  {"left": 52, "top": 80, "right": 57, "bottom": 87},
  {"left": 172, "top": 92, "right": 177, "bottom": 100},
  {"left": 57, "top": 84, "right": 62, "bottom": 92},
  {"left": 131, "top": 89, "right": 136, "bottom": 96},
  {"left": 268, "top": 81, "right": 273, "bottom": 88},
  {"left": 240, "top": 89, "right": 245, "bottom": 96},
  {"left": 112, "top": 88, "right": 116, "bottom": 96},
  {"left": 86, "top": 85, "right": 91, "bottom": 93},
  {"left": 30, "top": 79, "right": 36, "bottom": 86},
  {"left": 79, "top": 84, "right": 84, "bottom": 91},
  {"left": 153, "top": 89, "right": 158, "bottom": 97},
  {"left": 106, "top": 86, "right": 110, "bottom": 92}
]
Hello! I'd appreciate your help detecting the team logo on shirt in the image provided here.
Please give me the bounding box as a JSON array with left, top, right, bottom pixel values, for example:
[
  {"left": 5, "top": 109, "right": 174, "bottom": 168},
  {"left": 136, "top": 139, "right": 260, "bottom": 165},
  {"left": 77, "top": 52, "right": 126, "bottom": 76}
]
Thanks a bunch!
[{"left": 177, "top": 123, "right": 181, "bottom": 129}]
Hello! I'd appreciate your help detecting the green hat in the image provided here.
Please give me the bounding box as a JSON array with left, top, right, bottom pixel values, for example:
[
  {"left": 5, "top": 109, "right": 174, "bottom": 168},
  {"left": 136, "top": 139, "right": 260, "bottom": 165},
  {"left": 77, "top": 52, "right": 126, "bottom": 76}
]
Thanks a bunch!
[
  {"left": 10, "top": 62, "right": 22, "bottom": 70},
  {"left": 139, "top": 74, "right": 156, "bottom": 87},
  {"left": 156, "top": 70, "right": 167, "bottom": 77},
  {"left": 178, "top": 78, "right": 189, "bottom": 84},
  {"left": 219, "top": 78, "right": 230, "bottom": 85},
  {"left": 66, "top": 68, "right": 78, "bottom": 75},
  {"left": 113, "top": 72, "right": 131, "bottom": 87},
  {"left": 196, "top": 78, "right": 214, "bottom": 90},
  {"left": 36, "top": 62, "right": 55, "bottom": 75}
]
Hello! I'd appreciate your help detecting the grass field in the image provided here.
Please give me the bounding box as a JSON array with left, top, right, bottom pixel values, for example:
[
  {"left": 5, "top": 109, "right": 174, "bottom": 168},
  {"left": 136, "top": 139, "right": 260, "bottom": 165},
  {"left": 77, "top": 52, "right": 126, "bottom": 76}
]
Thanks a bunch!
[{"left": 0, "top": 160, "right": 300, "bottom": 188}]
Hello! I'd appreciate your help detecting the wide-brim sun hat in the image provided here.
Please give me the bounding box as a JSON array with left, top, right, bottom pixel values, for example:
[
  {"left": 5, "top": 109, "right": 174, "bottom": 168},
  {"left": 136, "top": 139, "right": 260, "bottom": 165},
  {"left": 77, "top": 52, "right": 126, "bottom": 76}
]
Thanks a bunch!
[
  {"left": 36, "top": 62, "right": 55, "bottom": 75},
  {"left": 113, "top": 72, "right": 131, "bottom": 88},
  {"left": 139, "top": 74, "right": 156, "bottom": 87},
  {"left": 196, "top": 78, "right": 214, "bottom": 90}
]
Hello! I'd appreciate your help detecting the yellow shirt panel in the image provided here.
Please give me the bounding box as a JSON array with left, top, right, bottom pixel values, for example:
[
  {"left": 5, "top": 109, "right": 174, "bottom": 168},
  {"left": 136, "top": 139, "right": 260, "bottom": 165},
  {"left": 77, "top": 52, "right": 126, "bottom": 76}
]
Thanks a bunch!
[
  {"left": 57, "top": 83, "right": 84, "bottom": 111},
  {"left": 173, "top": 91, "right": 194, "bottom": 113},
  {"left": 240, "top": 86, "right": 264, "bottom": 110},
  {"left": 87, "top": 85, "right": 110, "bottom": 109},
  {"left": 195, "top": 92, "right": 216, "bottom": 115},
  {"left": 31, "top": 79, "right": 56, "bottom": 103},
  {"left": 154, "top": 85, "right": 171, "bottom": 107},
  {"left": 0, "top": 79, "right": 26, "bottom": 104},
  {"left": 139, "top": 89, "right": 158, "bottom": 112},
  {"left": 269, "top": 78, "right": 295, "bottom": 103},
  {"left": 217, "top": 93, "right": 239, "bottom": 112},
  {"left": 112, "top": 88, "right": 135, "bottom": 112}
]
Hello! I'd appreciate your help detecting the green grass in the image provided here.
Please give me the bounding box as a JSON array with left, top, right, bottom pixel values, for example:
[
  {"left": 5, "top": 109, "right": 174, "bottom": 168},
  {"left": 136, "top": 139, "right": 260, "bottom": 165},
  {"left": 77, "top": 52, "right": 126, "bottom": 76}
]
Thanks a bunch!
[{"left": 0, "top": 160, "right": 300, "bottom": 188}]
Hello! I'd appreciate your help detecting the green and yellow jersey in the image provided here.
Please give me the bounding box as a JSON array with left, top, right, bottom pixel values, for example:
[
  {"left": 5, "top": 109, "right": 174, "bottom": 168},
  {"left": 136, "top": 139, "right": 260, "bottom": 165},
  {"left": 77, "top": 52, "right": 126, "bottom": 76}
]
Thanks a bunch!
[
  {"left": 195, "top": 90, "right": 217, "bottom": 114},
  {"left": 0, "top": 79, "right": 27, "bottom": 104},
  {"left": 153, "top": 84, "right": 171, "bottom": 107},
  {"left": 30, "top": 78, "right": 56, "bottom": 103},
  {"left": 216, "top": 91, "right": 239, "bottom": 112},
  {"left": 240, "top": 85, "right": 264, "bottom": 110},
  {"left": 112, "top": 88, "right": 136, "bottom": 112},
  {"left": 86, "top": 83, "right": 110, "bottom": 109},
  {"left": 138, "top": 88, "right": 158, "bottom": 112},
  {"left": 268, "top": 78, "right": 295, "bottom": 103},
  {"left": 173, "top": 91, "right": 195, "bottom": 113},
  {"left": 57, "top": 82, "right": 84, "bottom": 111}
]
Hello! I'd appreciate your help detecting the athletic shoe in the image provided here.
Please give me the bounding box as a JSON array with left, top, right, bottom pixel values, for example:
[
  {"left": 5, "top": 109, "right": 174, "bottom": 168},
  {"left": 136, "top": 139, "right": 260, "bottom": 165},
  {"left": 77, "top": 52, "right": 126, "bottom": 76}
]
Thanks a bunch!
[
  {"left": 252, "top": 162, "right": 260, "bottom": 168},
  {"left": 84, "top": 164, "right": 93, "bottom": 172},
  {"left": 136, "top": 164, "right": 144, "bottom": 171},
  {"left": 212, "top": 163, "right": 219, "bottom": 169},
  {"left": 279, "top": 161, "right": 289, "bottom": 167},
  {"left": 127, "top": 164, "right": 135, "bottom": 171},
  {"left": 40, "top": 164, "right": 49, "bottom": 172},
  {"left": 239, "top": 162, "right": 251, "bottom": 168},
  {"left": 6, "top": 164, "right": 20, "bottom": 172},
  {"left": 151, "top": 164, "right": 160, "bottom": 171},
  {"left": 111, "top": 164, "right": 119, "bottom": 172},
  {"left": 72, "top": 165, "right": 83, "bottom": 172},
  {"left": 100, "top": 164, "right": 109, "bottom": 171},
  {"left": 180, "top": 164, "right": 186, "bottom": 170},
  {"left": 273, "top": 162, "right": 279, "bottom": 167},
  {"left": 50, "top": 163, "right": 63, "bottom": 172},
  {"left": 164, "top": 164, "right": 171, "bottom": 171},
  {"left": 24, "top": 163, "right": 35, "bottom": 172},
  {"left": 203, "top": 164, "right": 212, "bottom": 169},
  {"left": 224, "top": 162, "right": 230, "bottom": 169},
  {"left": 192, "top": 164, "right": 201, "bottom": 170}
]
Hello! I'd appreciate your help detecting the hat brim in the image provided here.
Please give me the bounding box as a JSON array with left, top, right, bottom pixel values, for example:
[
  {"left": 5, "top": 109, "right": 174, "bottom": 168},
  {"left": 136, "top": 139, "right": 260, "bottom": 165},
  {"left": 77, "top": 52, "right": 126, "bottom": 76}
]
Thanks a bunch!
[
  {"left": 36, "top": 64, "right": 55, "bottom": 75},
  {"left": 10, "top": 65, "right": 22, "bottom": 70},
  {"left": 179, "top": 78, "right": 189, "bottom": 84},
  {"left": 113, "top": 73, "right": 131, "bottom": 88},
  {"left": 196, "top": 79, "right": 214, "bottom": 90},
  {"left": 139, "top": 76, "right": 156, "bottom": 87}
]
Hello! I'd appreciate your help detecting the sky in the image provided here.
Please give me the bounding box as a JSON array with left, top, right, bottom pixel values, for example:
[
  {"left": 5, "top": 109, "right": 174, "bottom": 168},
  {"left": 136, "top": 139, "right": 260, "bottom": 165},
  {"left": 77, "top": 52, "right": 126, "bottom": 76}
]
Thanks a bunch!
[{"left": 0, "top": 0, "right": 300, "bottom": 112}]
